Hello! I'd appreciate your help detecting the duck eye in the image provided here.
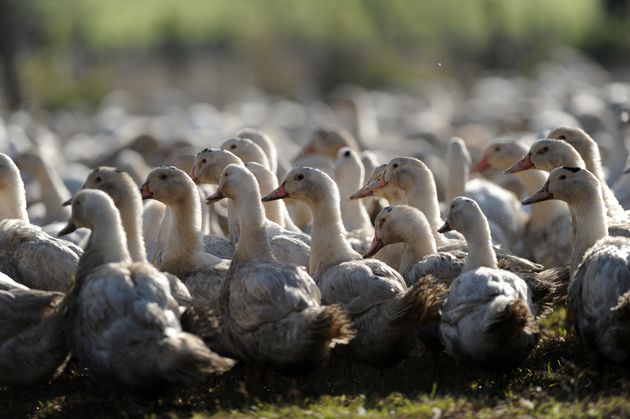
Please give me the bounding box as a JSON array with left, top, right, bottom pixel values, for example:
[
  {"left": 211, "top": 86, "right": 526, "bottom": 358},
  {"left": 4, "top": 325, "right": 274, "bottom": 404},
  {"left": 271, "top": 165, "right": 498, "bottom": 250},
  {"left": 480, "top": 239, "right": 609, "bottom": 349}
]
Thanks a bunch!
[
  {"left": 296, "top": 174, "right": 304, "bottom": 181},
  {"left": 230, "top": 145, "right": 237, "bottom": 150},
  {"left": 392, "top": 163, "right": 399, "bottom": 169},
  {"left": 201, "top": 158, "right": 207, "bottom": 164},
  {"left": 559, "top": 175, "right": 566, "bottom": 180},
  {"left": 94, "top": 177, "right": 102, "bottom": 183},
  {"left": 343, "top": 150, "right": 351, "bottom": 157},
  {"left": 224, "top": 172, "right": 229, "bottom": 177},
  {"left": 160, "top": 174, "right": 167, "bottom": 180},
  {"left": 450, "top": 204, "right": 454, "bottom": 209},
  {"left": 558, "top": 135, "right": 566, "bottom": 140},
  {"left": 494, "top": 146, "right": 500, "bottom": 152}
]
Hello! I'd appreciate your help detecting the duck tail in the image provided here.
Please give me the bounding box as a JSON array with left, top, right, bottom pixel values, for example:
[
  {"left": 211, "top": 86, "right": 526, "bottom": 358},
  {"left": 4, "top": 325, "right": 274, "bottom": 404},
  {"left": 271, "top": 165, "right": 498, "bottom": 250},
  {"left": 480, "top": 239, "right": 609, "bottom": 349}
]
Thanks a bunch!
[
  {"left": 487, "top": 298, "right": 538, "bottom": 339},
  {"left": 520, "top": 265, "right": 571, "bottom": 318},
  {"left": 308, "top": 304, "right": 356, "bottom": 347},
  {"left": 124, "top": 332, "right": 235, "bottom": 388},
  {"left": 389, "top": 277, "right": 446, "bottom": 326}
]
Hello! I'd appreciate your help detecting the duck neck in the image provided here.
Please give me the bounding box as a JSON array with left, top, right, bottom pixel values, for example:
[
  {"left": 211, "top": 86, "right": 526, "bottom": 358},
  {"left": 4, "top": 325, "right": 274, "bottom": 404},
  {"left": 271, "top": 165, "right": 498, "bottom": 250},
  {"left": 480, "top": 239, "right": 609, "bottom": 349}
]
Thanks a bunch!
[
  {"left": 263, "top": 199, "right": 285, "bottom": 226},
  {"left": 84, "top": 210, "right": 132, "bottom": 267},
  {"left": 403, "top": 175, "right": 448, "bottom": 246},
  {"left": 116, "top": 191, "right": 147, "bottom": 263},
  {"left": 227, "top": 199, "right": 240, "bottom": 243},
  {"left": 309, "top": 193, "right": 360, "bottom": 277},
  {"left": 461, "top": 216, "right": 497, "bottom": 272},
  {"left": 157, "top": 191, "right": 204, "bottom": 272},
  {"left": 447, "top": 160, "right": 467, "bottom": 204},
  {"left": 398, "top": 221, "right": 437, "bottom": 275},
  {"left": 513, "top": 170, "right": 568, "bottom": 229},
  {"left": 582, "top": 147, "right": 625, "bottom": 221},
  {"left": 0, "top": 180, "right": 29, "bottom": 221},
  {"left": 33, "top": 160, "right": 70, "bottom": 222},
  {"left": 231, "top": 186, "right": 274, "bottom": 265},
  {"left": 570, "top": 196, "right": 609, "bottom": 274},
  {"left": 337, "top": 171, "right": 372, "bottom": 231}
]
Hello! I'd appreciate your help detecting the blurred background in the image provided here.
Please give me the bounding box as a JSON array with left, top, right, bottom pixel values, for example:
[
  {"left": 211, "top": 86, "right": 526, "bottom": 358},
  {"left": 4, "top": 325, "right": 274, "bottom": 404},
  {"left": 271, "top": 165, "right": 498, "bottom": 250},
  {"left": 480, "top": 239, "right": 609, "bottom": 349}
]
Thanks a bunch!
[{"left": 1, "top": 0, "right": 629, "bottom": 111}]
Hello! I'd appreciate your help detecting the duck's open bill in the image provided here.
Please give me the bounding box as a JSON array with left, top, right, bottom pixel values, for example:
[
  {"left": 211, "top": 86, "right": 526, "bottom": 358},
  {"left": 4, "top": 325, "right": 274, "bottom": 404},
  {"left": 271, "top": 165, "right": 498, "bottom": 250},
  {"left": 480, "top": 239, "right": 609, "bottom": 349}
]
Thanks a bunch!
[
  {"left": 61, "top": 197, "right": 72, "bottom": 207},
  {"left": 522, "top": 183, "right": 553, "bottom": 205},
  {"left": 349, "top": 176, "right": 388, "bottom": 200},
  {"left": 189, "top": 166, "right": 200, "bottom": 184},
  {"left": 140, "top": 182, "right": 153, "bottom": 200},
  {"left": 206, "top": 190, "right": 225, "bottom": 204},
  {"left": 362, "top": 236, "right": 385, "bottom": 258},
  {"left": 261, "top": 182, "right": 289, "bottom": 202},
  {"left": 470, "top": 157, "right": 491, "bottom": 174},
  {"left": 437, "top": 222, "right": 451, "bottom": 233},
  {"left": 58, "top": 221, "right": 77, "bottom": 237},
  {"left": 505, "top": 154, "right": 534, "bottom": 174}
]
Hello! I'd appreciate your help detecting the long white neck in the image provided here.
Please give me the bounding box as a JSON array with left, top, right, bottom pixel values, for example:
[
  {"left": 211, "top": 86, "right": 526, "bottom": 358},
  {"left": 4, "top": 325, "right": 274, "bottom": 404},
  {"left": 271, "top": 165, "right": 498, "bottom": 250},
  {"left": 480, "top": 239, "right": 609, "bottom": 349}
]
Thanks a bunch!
[
  {"left": 32, "top": 160, "right": 71, "bottom": 223},
  {"left": 85, "top": 209, "right": 132, "bottom": 267},
  {"left": 231, "top": 184, "right": 274, "bottom": 265},
  {"left": 569, "top": 194, "right": 609, "bottom": 275},
  {"left": 447, "top": 159, "right": 467, "bottom": 204},
  {"left": 398, "top": 219, "right": 438, "bottom": 275},
  {"left": 308, "top": 193, "right": 361, "bottom": 277},
  {"left": 581, "top": 146, "right": 626, "bottom": 221},
  {"left": 255, "top": 174, "right": 285, "bottom": 227},
  {"left": 512, "top": 170, "right": 569, "bottom": 229},
  {"left": 337, "top": 174, "right": 372, "bottom": 232},
  {"left": 404, "top": 174, "right": 448, "bottom": 246},
  {"left": 154, "top": 189, "right": 214, "bottom": 274},
  {"left": 461, "top": 214, "right": 498, "bottom": 272},
  {"left": 116, "top": 191, "right": 147, "bottom": 263},
  {"left": 0, "top": 179, "right": 29, "bottom": 221},
  {"left": 227, "top": 199, "right": 240, "bottom": 243}
]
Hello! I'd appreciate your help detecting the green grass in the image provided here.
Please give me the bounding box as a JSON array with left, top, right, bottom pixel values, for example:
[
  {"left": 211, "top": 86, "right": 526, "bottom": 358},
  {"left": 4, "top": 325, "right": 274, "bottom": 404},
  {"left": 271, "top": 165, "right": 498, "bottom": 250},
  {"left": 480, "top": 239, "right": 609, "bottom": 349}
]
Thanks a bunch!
[{"left": 2, "top": 307, "right": 630, "bottom": 418}]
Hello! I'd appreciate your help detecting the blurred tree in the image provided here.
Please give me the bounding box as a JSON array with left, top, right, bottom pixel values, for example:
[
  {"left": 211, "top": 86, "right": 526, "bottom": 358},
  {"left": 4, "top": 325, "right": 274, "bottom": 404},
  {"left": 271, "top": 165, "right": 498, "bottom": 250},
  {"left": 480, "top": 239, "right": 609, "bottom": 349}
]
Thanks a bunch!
[{"left": 0, "top": 0, "right": 42, "bottom": 110}]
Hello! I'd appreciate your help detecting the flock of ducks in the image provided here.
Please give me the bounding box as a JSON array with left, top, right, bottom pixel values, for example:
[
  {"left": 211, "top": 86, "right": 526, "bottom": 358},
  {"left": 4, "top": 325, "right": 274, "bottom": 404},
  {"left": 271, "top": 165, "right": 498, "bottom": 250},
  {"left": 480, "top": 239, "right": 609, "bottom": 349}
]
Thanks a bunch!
[{"left": 1, "top": 78, "right": 630, "bottom": 391}]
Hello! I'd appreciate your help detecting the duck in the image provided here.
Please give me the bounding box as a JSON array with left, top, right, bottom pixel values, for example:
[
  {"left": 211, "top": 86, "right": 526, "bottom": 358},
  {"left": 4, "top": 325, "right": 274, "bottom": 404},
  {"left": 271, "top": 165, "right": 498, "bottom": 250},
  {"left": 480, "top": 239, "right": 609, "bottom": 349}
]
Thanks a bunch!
[
  {"left": 334, "top": 147, "right": 374, "bottom": 248},
  {"left": 191, "top": 148, "right": 311, "bottom": 266},
  {"left": 66, "top": 166, "right": 192, "bottom": 303},
  {"left": 0, "top": 153, "right": 81, "bottom": 292},
  {"left": 438, "top": 197, "right": 539, "bottom": 369},
  {"left": 300, "top": 127, "right": 361, "bottom": 162},
  {"left": 262, "top": 166, "right": 437, "bottom": 368},
  {"left": 221, "top": 137, "right": 271, "bottom": 170},
  {"left": 141, "top": 166, "right": 231, "bottom": 305},
  {"left": 472, "top": 139, "right": 573, "bottom": 267},
  {"left": 236, "top": 127, "right": 278, "bottom": 174},
  {"left": 0, "top": 277, "right": 68, "bottom": 386},
  {"left": 446, "top": 137, "right": 526, "bottom": 252},
  {"left": 206, "top": 164, "right": 354, "bottom": 373},
  {"left": 349, "top": 164, "right": 406, "bottom": 269},
  {"left": 59, "top": 189, "right": 234, "bottom": 388},
  {"left": 507, "top": 127, "right": 628, "bottom": 222},
  {"left": 522, "top": 166, "right": 630, "bottom": 363}
]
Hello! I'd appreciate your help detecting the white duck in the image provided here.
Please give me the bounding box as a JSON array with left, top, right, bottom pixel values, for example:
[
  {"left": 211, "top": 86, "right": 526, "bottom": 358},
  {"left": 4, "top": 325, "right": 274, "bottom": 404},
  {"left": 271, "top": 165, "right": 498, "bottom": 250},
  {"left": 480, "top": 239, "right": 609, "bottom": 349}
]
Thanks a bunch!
[
  {"left": 68, "top": 166, "right": 192, "bottom": 303},
  {"left": 207, "top": 164, "right": 354, "bottom": 373},
  {"left": 141, "top": 166, "right": 230, "bottom": 305},
  {"left": 523, "top": 166, "right": 630, "bottom": 363},
  {"left": 0, "top": 277, "right": 68, "bottom": 386},
  {"left": 438, "top": 197, "right": 539, "bottom": 369},
  {"left": 334, "top": 147, "right": 374, "bottom": 247},
  {"left": 59, "top": 189, "right": 234, "bottom": 387},
  {"left": 472, "top": 140, "right": 573, "bottom": 267},
  {"left": 446, "top": 137, "right": 526, "bottom": 251},
  {"left": 0, "top": 153, "right": 81, "bottom": 292},
  {"left": 263, "top": 166, "right": 435, "bottom": 367},
  {"left": 236, "top": 127, "right": 278, "bottom": 174}
]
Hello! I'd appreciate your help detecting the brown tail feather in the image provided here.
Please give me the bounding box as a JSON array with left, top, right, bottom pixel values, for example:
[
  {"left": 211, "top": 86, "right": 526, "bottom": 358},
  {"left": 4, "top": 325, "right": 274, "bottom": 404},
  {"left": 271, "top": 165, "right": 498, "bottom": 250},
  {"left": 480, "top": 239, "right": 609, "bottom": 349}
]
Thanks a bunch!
[
  {"left": 518, "top": 265, "right": 570, "bottom": 318},
  {"left": 312, "top": 304, "right": 355, "bottom": 347},
  {"left": 486, "top": 299, "right": 537, "bottom": 339},
  {"left": 390, "top": 276, "right": 447, "bottom": 326}
]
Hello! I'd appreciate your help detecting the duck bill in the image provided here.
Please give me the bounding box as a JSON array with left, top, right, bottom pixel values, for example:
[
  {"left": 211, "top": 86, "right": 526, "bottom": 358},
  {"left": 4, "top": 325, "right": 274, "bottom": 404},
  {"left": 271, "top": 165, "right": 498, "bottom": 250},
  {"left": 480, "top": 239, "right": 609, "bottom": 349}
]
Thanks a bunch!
[
  {"left": 58, "top": 221, "right": 77, "bottom": 237},
  {"left": 61, "top": 197, "right": 72, "bottom": 207},
  {"left": 437, "top": 222, "right": 452, "bottom": 233},
  {"left": 189, "top": 166, "right": 200, "bottom": 184},
  {"left": 350, "top": 177, "right": 388, "bottom": 200},
  {"left": 363, "top": 237, "right": 385, "bottom": 258},
  {"left": 504, "top": 154, "right": 534, "bottom": 174},
  {"left": 470, "top": 157, "right": 491, "bottom": 174},
  {"left": 140, "top": 182, "right": 154, "bottom": 200},
  {"left": 522, "top": 184, "right": 553, "bottom": 205},
  {"left": 301, "top": 141, "right": 316, "bottom": 155},
  {"left": 624, "top": 166, "right": 630, "bottom": 175},
  {"left": 206, "top": 190, "right": 225, "bottom": 204},
  {"left": 261, "top": 182, "right": 289, "bottom": 202}
]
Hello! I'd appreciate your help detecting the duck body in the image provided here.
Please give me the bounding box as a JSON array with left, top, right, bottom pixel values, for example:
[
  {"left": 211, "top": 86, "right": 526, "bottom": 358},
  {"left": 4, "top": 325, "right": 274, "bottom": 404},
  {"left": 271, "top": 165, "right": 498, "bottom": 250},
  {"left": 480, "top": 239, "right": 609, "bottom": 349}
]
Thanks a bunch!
[
  {"left": 0, "top": 285, "right": 68, "bottom": 386},
  {"left": 0, "top": 219, "right": 81, "bottom": 292},
  {"left": 569, "top": 235, "right": 630, "bottom": 363},
  {"left": 440, "top": 267, "right": 539, "bottom": 368}
]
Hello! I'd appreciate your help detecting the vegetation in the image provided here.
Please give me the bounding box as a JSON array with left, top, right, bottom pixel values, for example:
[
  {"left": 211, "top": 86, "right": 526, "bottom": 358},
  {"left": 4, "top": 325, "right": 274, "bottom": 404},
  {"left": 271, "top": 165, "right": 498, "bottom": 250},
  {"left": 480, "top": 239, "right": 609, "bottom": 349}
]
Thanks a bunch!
[{"left": 3, "top": 308, "right": 630, "bottom": 418}]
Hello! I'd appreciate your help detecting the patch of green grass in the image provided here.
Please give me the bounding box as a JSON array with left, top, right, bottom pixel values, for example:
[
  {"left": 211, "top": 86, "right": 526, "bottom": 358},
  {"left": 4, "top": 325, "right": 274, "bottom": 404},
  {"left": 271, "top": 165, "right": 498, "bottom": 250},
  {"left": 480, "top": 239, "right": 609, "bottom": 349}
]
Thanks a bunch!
[{"left": 2, "top": 307, "right": 630, "bottom": 418}]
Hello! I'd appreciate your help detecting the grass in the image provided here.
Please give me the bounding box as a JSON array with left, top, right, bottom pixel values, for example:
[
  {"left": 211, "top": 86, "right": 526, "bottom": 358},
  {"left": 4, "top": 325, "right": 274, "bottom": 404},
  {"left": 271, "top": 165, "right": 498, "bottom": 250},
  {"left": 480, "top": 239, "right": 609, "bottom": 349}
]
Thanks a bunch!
[{"left": 2, "top": 308, "right": 630, "bottom": 418}]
